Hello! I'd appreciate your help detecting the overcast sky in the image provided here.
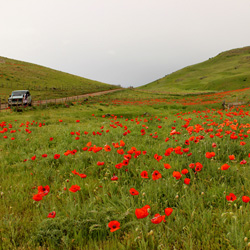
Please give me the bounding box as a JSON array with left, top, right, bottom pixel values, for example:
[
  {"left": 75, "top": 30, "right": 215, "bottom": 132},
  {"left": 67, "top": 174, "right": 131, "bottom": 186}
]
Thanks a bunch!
[{"left": 1, "top": 0, "right": 250, "bottom": 87}]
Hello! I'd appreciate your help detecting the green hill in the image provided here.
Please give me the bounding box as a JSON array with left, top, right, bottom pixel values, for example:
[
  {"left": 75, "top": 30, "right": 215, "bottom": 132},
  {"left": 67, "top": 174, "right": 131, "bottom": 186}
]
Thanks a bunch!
[
  {"left": 138, "top": 46, "right": 250, "bottom": 93},
  {"left": 0, "top": 56, "right": 120, "bottom": 102}
]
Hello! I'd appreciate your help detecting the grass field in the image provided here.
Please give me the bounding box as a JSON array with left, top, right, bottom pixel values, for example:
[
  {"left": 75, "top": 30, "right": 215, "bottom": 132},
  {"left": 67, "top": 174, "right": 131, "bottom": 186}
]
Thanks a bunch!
[
  {"left": 0, "top": 56, "right": 120, "bottom": 103},
  {"left": 139, "top": 46, "right": 250, "bottom": 93},
  {"left": 1, "top": 89, "right": 250, "bottom": 249}
]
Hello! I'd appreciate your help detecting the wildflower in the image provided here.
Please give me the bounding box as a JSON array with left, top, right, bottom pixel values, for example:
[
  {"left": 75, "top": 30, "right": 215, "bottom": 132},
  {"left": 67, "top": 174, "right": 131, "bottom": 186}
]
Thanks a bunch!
[
  {"left": 154, "top": 154, "right": 162, "bottom": 162},
  {"left": 111, "top": 175, "right": 118, "bottom": 181},
  {"left": 97, "top": 161, "right": 105, "bottom": 166},
  {"left": 181, "top": 169, "right": 188, "bottom": 175},
  {"left": 226, "top": 193, "right": 237, "bottom": 201},
  {"left": 135, "top": 205, "right": 150, "bottom": 219},
  {"left": 151, "top": 214, "right": 166, "bottom": 224},
  {"left": 104, "top": 145, "right": 111, "bottom": 152},
  {"left": 184, "top": 178, "right": 191, "bottom": 185},
  {"left": 38, "top": 185, "right": 50, "bottom": 196},
  {"left": 164, "top": 163, "right": 171, "bottom": 169},
  {"left": 221, "top": 163, "right": 230, "bottom": 170},
  {"left": 229, "top": 155, "right": 235, "bottom": 160},
  {"left": 195, "top": 162, "right": 203, "bottom": 172},
  {"left": 141, "top": 171, "right": 149, "bottom": 178},
  {"left": 31, "top": 155, "right": 36, "bottom": 161},
  {"left": 32, "top": 193, "right": 43, "bottom": 201},
  {"left": 130, "top": 188, "right": 139, "bottom": 196},
  {"left": 47, "top": 211, "right": 56, "bottom": 218},
  {"left": 54, "top": 154, "right": 60, "bottom": 159},
  {"left": 152, "top": 170, "right": 162, "bottom": 180},
  {"left": 108, "top": 220, "right": 120, "bottom": 232},
  {"left": 69, "top": 185, "right": 81, "bottom": 192},
  {"left": 165, "top": 207, "right": 173, "bottom": 216},
  {"left": 240, "top": 160, "right": 247, "bottom": 165},
  {"left": 242, "top": 196, "right": 250, "bottom": 203},
  {"left": 173, "top": 171, "right": 182, "bottom": 180}
]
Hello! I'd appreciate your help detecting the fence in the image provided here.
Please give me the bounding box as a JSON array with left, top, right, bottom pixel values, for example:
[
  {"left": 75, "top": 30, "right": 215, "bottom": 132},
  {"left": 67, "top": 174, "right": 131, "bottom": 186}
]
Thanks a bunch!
[{"left": 0, "top": 89, "right": 122, "bottom": 110}]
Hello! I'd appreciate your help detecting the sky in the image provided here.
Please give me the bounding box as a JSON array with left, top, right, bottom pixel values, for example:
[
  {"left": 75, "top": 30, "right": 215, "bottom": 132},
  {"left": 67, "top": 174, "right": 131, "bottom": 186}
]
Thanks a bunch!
[{"left": 1, "top": 0, "right": 250, "bottom": 87}]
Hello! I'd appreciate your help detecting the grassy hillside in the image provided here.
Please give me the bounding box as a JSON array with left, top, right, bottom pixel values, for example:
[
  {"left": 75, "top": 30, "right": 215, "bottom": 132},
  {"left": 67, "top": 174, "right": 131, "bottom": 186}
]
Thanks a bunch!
[
  {"left": 0, "top": 56, "right": 120, "bottom": 102},
  {"left": 139, "top": 46, "right": 250, "bottom": 93}
]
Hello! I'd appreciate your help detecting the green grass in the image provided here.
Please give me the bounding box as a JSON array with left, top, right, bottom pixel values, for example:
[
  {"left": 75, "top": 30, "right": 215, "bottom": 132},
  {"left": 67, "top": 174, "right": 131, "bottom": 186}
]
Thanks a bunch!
[
  {"left": 0, "top": 56, "right": 120, "bottom": 103},
  {"left": 139, "top": 46, "right": 250, "bottom": 93},
  {"left": 1, "top": 92, "right": 250, "bottom": 249}
]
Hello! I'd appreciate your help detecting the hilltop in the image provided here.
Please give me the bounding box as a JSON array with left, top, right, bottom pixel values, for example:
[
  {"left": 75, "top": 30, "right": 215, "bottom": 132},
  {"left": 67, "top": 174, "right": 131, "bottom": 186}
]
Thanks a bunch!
[
  {"left": 138, "top": 46, "right": 250, "bottom": 93},
  {"left": 0, "top": 56, "right": 120, "bottom": 102}
]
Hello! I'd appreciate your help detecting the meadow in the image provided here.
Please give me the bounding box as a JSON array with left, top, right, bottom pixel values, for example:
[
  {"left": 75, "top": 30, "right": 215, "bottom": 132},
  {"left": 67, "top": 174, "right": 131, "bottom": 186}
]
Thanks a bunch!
[{"left": 1, "top": 89, "right": 250, "bottom": 250}]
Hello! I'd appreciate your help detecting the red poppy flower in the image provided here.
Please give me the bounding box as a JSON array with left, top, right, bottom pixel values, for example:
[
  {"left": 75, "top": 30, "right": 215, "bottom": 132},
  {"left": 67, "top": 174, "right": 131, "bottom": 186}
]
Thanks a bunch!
[
  {"left": 31, "top": 155, "right": 36, "bottom": 161},
  {"left": 42, "top": 154, "right": 47, "bottom": 158},
  {"left": 240, "top": 160, "right": 247, "bottom": 165},
  {"left": 154, "top": 154, "right": 162, "bottom": 162},
  {"left": 212, "top": 143, "right": 217, "bottom": 148},
  {"left": 184, "top": 178, "right": 190, "bottom": 185},
  {"left": 69, "top": 185, "right": 81, "bottom": 192},
  {"left": 195, "top": 162, "right": 203, "bottom": 172},
  {"left": 97, "top": 161, "right": 105, "bottom": 166},
  {"left": 226, "top": 193, "right": 237, "bottom": 201},
  {"left": 141, "top": 171, "right": 149, "bottom": 178},
  {"left": 38, "top": 185, "right": 50, "bottom": 196},
  {"left": 111, "top": 175, "right": 118, "bottom": 181},
  {"left": 49, "top": 137, "right": 54, "bottom": 141},
  {"left": 173, "top": 171, "right": 181, "bottom": 180},
  {"left": 120, "top": 140, "right": 125, "bottom": 147},
  {"left": 151, "top": 214, "right": 166, "bottom": 224},
  {"left": 181, "top": 169, "right": 188, "bottom": 175},
  {"left": 117, "top": 149, "right": 124, "bottom": 155},
  {"left": 164, "top": 163, "right": 171, "bottom": 169},
  {"left": 32, "top": 193, "right": 43, "bottom": 201},
  {"left": 242, "top": 196, "right": 250, "bottom": 203},
  {"left": 229, "top": 155, "right": 235, "bottom": 160},
  {"left": 189, "top": 163, "right": 195, "bottom": 169},
  {"left": 47, "top": 211, "right": 56, "bottom": 218},
  {"left": 78, "top": 173, "right": 87, "bottom": 178},
  {"left": 129, "top": 188, "right": 139, "bottom": 196},
  {"left": 205, "top": 152, "right": 215, "bottom": 159},
  {"left": 72, "top": 169, "right": 79, "bottom": 175},
  {"left": 221, "top": 163, "right": 230, "bottom": 170},
  {"left": 104, "top": 145, "right": 111, "bottom": 152},
  {"left": 54, "top": 154, "right": 60, "bottom": 159},
  {"left": 152, "top": 170, "right": 162, "bottom": 180},
  {"left": 115, "top": 163, "right": 123, "bottom": 169},
  {"left": 135, "top": 205, "right": 150, "bottom": 219},
  {"left": 108, "top": 220, "right": 120, "bottom": 232},
  {"left": 165, "top": 207, "right": 173, "bottom": 216}
]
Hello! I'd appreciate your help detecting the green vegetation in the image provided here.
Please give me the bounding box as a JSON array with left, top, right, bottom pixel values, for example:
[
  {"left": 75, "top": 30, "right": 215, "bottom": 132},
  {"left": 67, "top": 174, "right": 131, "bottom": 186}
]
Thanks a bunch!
[
  {"left": 1, "top": 90, "right": 250, "bottom": 249},
  {"left": 139, "top": 46, "right": 250, "bottom": 93},
  {"left": 0, "top": 56, "right": 120, "bottom": 103}
]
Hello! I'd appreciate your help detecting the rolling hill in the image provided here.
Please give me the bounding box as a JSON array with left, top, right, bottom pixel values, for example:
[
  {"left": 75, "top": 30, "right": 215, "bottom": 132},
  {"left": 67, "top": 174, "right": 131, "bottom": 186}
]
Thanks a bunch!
[
  {"left": 0, "top": 56, "right": 120, "bottom": 102},
  {"left": 138, "top": 46, "right": 250, "bottom": 93}
]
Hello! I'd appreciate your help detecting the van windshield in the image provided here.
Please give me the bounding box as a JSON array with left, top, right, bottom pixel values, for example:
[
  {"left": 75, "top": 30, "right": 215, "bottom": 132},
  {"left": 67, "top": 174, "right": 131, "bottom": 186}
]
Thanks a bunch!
[{"left": 12, "top": 91, "right": 27, "bottom": 96}]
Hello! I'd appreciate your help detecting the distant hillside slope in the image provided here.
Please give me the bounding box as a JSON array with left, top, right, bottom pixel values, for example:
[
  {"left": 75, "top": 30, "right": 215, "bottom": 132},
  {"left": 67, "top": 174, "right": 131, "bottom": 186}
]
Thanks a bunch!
[
  {"left": 138, "top": 46, "right": 250, "bottom": 93},
  {"left": 0, "top": 56, "right": 119, "bottom": 101}
]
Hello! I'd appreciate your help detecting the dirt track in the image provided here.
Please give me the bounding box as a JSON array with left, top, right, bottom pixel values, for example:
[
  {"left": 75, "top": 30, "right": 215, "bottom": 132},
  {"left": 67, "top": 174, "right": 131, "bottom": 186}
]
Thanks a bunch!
[{"left": 0, "top": 88, "right": 123, "bottom": 110}]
